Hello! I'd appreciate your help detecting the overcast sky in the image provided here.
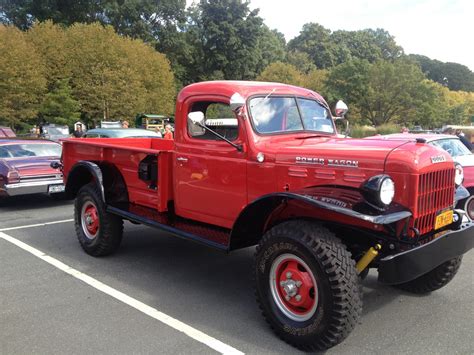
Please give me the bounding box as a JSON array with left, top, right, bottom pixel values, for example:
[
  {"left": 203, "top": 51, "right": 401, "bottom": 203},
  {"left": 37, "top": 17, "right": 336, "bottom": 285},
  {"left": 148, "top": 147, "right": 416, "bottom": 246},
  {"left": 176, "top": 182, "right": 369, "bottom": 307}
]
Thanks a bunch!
[{"left": 187, "top": 0, "right": 473, "bottom": 71}]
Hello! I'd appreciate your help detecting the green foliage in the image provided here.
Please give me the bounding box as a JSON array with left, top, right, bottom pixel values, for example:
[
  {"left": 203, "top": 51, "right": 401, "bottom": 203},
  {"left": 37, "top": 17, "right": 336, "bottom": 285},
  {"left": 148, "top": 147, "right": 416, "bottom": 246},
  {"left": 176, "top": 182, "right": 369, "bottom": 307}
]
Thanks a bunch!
[
  {"left": 286, "top": 51, "right": 316, "bottom": 74},
  {"left": 375, "top": 123, "right": 400, "bottom": 135},
  {"left": 302, "top": 69, "right": 328, "bottom": 94},
  {"left": 39, "top": 78, "right": 81, "bottom": 125},
  {"left": 326, "top": 59, "right": 432, "bottom": 126},
  {"left": 0, "top": 0, "right": 103, "bottom": 29},
  {"left": 288, "top": 23, "right": 337, "bottom": 69},
  {"left": 66, "top": 23, "right": 175, "bottom": 122},
  {"left": 0, "top": 25, "right": 46, "bottom": 128},
  {"left": 192, "top": 0, "right": 265, "bottom": 80},
  {"left": 256, "top": 62, "right": 303, "bottom": 86},
  {"left": 349, "top": 125, "right": 376, "bottom": 138},
  {"left": 288, "top": 24, "right": 403, "bottom": 70},
  {"left": 27, "top": 20, "right": 71, "bottom": 90},
  {"left": 0, "top": 0, "right": 187, "bottom": 42},
  {"left": 409, "top": 54, "right": 474, "bottom": 92}
]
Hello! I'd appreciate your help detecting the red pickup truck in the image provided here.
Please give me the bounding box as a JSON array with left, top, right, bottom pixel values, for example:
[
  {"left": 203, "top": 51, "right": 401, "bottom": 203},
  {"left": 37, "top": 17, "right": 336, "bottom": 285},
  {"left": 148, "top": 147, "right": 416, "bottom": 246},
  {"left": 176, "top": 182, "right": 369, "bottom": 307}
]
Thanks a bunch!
[{"left": 60, "top": 81, "right": 473, "bottom": 351}]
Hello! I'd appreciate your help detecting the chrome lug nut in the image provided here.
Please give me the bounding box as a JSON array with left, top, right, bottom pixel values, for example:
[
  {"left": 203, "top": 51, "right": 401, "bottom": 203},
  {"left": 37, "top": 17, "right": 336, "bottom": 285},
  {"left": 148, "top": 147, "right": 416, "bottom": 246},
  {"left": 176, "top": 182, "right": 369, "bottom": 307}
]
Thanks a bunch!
[
  {"left": 280, "top": 281, "right": 285, "bottom": 286},
  {"left": 295, "top": 295, "right": 302, "bottom": 302},
  {"left": 285, "top": 295, "right": 291, "bottom": 301},
  {"left": 295, "top": 281, "right": 302, "bottom": 287},
  {"left": 286, "top": 272, "right": 292, "bottom": 279}
]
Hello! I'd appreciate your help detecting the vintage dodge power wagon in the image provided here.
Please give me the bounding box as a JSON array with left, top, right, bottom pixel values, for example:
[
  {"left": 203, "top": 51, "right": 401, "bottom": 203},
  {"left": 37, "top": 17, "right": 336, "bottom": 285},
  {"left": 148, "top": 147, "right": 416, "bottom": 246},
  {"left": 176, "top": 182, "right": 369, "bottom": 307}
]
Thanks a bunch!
[{"left": 59, "top": 81, "right": 473, "bottom": 351}]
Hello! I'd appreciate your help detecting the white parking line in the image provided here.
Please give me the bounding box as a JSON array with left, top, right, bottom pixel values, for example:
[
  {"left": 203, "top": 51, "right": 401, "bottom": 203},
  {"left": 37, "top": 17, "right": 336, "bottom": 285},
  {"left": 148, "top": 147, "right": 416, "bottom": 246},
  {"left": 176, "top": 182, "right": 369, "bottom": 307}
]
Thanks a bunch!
[
  {"left": 0, "top": 219, "right": 74, "bottom": 232},
  {"left": 0, "top": 231, "right": 244, "bottom": 355}
]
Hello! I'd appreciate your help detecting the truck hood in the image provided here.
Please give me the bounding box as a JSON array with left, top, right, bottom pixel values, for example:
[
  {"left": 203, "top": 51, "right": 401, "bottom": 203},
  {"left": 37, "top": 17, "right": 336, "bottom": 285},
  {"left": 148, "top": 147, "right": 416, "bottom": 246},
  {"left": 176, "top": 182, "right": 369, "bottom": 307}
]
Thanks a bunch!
[
  {"left": 274, "top": 137, "right": 409, "bottom": 171},
  {"left": 4, "top": 157, "right": 61, "bottom": 176}
]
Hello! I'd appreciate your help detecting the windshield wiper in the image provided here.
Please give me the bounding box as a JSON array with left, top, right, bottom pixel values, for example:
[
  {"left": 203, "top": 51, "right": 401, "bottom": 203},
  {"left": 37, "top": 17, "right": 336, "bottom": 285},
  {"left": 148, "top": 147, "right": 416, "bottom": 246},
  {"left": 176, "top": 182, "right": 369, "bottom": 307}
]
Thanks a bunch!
[{"left": 296, "top": 133, "right": 332, "bottom": 139}]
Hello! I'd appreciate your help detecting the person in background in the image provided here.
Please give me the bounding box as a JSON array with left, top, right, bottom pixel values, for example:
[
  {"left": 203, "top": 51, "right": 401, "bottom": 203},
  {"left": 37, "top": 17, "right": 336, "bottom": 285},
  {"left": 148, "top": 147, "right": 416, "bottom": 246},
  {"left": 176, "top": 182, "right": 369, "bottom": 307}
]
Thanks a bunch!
[
  {"left": 73, "top": 124, "right": 84, "bottom": 138},
  {"left": 455, "top": 129, "right": 473, "bottom": 151},
  {"left": 153, "top": 126, "right": 163, "bottom": 138},
  {"left": 163, "top": 124, "right": 173, "bottom": 140},
  {"left": 122, "top": 120, "right": 129, "bottom": 129},
  {"left": 401, "top": 127, "right": 409, "bottom": 133}
]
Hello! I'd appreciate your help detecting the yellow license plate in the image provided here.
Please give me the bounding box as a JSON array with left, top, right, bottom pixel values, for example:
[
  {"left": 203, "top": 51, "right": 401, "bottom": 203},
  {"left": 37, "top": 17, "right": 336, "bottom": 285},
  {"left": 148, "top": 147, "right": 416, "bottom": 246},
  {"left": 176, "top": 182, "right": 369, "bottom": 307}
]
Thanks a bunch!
[{"left": 434, "top": 210, "right": 454, "bottom": 230}]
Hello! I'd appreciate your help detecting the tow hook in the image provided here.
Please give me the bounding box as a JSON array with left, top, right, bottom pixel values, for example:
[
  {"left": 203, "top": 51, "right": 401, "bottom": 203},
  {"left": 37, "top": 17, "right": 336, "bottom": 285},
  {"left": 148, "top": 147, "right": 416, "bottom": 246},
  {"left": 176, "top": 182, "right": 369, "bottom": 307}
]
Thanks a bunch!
[{"left": 356, "top": 243, "right": 382, "bottom": 274}]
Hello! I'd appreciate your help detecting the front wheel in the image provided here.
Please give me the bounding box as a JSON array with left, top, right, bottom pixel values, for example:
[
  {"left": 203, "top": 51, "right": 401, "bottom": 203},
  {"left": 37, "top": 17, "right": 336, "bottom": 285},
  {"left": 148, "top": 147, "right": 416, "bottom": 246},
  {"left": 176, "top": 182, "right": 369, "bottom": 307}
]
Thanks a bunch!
[
  {"left": 463, "top": 195, "right": 474, "bottom": 221},
  {"left": 74, "top": 183, "right": 123, "bottom": 256},
  {"left": 254, "top": 221, "right": 362, "bottom": 351}
]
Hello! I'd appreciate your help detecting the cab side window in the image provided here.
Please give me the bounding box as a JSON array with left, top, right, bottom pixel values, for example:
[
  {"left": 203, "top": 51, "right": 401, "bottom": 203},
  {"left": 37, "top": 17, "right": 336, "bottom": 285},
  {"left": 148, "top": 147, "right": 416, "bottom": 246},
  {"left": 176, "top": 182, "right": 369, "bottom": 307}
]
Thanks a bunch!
[{"left": 188, "top": 101, "right": 239, "bottom": 141}]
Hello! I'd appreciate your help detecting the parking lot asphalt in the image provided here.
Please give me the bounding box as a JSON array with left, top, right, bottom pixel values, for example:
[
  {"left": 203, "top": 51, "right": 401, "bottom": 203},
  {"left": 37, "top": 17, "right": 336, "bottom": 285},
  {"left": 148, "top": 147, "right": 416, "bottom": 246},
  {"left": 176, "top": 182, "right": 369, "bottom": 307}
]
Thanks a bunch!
[{"left": 1, "top": 194, "right": 473, "bottom": 354}]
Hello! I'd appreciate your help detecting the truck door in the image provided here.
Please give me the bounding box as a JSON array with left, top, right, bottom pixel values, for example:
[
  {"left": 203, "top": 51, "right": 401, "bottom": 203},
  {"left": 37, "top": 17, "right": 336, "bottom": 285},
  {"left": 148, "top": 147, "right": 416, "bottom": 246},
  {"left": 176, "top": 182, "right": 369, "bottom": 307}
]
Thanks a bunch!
[{"left": 174, "top": 97, "right": 247, "bottom": 229}]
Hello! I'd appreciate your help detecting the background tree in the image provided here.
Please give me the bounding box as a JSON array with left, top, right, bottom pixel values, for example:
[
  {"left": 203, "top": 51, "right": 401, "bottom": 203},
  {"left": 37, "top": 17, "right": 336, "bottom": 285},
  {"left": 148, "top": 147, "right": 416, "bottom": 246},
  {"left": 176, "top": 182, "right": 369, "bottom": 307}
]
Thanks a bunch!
[
  {"left": 285, "top": 50, "right": 316, "bottom": 74},
  {"left": 331, "top": 29, "right": 402, "bottom": 63},
  {"left": 326, "top": 59, "right": 433, "bottom": 126},
  {"left": 0, "top": 0, "right": 103, "bottom": 29},
  {"left": 409, "top": 54, "right": 474, "bottom": 92},
  {"left": 193, "top": 0, "right": 265, "bottom": 80},
  {"left": 66, "top": 24, "right": 140, "bottom": 123},
  {"left": 0, "top": 25, "right": 46, "bottom": 128},
  {"left": 256, "top": 62, "right": 303, "bottom": 86},
  {"left": 303, "top": 69, "right": 328, "bottom": 94},
  {"left": 38, "top": 78, "right": 81, "bottom": 125},
  {"left": 254, "top": 26, "right": 286, "bottom": 74},
  {"left": 288, "top": 23, "right": 338, "bottom": 69},
  {"left": 27, "top": 21, "right": 71, "bottom": 90},
  {"left": 125, "top": 38, "right": 176, "bottom": 115}
]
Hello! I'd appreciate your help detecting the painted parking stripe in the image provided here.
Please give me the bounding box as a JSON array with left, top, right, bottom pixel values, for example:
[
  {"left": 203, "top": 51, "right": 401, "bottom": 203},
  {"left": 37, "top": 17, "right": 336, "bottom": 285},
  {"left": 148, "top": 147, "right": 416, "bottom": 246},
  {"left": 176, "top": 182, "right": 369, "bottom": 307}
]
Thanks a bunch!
[
  {"left": 0, "top": 219, "right": 74, "bottom": 232},
  {"left": 0, "top": 231, "right": 244, "bottom": 355}
]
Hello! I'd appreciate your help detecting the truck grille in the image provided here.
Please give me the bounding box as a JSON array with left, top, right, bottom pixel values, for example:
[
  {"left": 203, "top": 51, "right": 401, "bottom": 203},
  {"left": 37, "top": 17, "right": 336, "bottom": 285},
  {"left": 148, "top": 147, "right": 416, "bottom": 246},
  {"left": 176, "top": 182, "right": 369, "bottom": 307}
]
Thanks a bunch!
[{"left": 413, "top": 168, "right": 455, "bottom": 236}]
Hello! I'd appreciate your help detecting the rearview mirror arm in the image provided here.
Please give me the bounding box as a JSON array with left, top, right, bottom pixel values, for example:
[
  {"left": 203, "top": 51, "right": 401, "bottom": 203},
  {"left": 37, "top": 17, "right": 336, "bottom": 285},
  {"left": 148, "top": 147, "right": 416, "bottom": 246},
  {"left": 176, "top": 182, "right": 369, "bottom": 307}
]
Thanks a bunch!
[{"left": 195, "top": 122, "right": 243, "bottom": 152}]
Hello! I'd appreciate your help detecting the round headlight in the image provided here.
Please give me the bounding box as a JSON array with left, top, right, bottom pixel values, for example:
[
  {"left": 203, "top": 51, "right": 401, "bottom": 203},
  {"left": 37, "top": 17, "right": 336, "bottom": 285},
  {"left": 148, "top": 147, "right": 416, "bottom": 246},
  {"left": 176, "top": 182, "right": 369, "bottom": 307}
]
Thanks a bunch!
[
  {"left": 454, "top": 163, "right": 464, "bottom": 186},
  {"left": 380, "top": 178, "right": 395, "bottom": 205},
  {"left": 362, "top": 175, "right": 396, "bottom": 208}
]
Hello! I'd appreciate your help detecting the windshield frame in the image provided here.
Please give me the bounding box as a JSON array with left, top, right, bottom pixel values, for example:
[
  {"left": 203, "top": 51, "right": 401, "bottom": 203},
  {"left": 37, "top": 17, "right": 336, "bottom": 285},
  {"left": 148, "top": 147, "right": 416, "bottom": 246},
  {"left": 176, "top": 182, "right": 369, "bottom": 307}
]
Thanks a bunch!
[{"left": 246, "top": 94, "right": 335, "bottom": 137}]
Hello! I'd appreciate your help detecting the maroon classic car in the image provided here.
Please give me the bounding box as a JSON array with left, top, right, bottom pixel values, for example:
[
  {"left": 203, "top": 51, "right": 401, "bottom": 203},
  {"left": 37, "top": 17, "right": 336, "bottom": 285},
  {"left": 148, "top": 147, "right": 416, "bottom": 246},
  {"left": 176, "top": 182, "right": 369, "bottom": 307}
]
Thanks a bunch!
[{"left": 0, "top": 139, "right": 64, "bottom": 197}]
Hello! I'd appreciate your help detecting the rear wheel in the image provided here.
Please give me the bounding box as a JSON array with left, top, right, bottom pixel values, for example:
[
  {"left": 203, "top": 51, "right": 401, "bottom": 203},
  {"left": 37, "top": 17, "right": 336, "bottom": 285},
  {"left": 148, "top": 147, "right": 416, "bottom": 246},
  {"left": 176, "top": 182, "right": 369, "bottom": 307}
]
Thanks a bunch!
[
  {"left": 254, "top": 220, "right": 362, "bottom": 351},
  {"left": 74, "top": 183, "right": 123, "bottom": 256},
  {"left": 394, "top": 257, "right": 463, "bottom": 294}
]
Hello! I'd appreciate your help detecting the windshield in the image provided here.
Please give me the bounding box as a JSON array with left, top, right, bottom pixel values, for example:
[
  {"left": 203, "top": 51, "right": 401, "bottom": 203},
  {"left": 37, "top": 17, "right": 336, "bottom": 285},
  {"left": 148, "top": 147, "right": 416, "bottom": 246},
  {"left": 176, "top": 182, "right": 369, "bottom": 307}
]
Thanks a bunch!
[
  {"left": 45, "top": 127, "right": 69, "bottom": 135},
  {"left": 248, "top": 97, "right": 334, "bottom": 135},
  {"left": 430, "top": 138, "right": 472, "bottom": 157},
  {"left": 0, "top": 143, "right": 61, "bottom": 158}
]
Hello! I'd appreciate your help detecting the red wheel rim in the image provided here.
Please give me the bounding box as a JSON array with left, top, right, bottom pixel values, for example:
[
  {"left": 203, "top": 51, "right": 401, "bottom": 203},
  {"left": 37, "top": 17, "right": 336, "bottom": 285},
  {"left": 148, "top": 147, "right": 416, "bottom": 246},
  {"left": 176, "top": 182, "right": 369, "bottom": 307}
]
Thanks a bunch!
[
  {"left": 270, "top": 253, "right": 318, "bottom": 321},
  {"left": 81, "top": 201, "right": 99, "bottom": 239}
]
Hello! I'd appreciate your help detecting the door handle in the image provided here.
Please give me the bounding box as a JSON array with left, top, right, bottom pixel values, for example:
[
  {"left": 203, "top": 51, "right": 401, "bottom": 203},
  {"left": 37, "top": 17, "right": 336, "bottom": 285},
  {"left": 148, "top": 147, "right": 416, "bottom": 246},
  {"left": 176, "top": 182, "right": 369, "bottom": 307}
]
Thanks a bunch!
[{"left": 176, "top": 157, "right": 188, "bottom": 163}]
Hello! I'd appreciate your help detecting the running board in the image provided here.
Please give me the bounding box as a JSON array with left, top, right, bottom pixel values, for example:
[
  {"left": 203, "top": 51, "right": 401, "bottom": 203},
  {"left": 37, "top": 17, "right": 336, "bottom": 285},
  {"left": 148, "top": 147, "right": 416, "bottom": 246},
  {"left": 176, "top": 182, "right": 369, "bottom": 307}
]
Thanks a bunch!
[{"left": 106, "top": 204, "right": 230, "bottom": 251}]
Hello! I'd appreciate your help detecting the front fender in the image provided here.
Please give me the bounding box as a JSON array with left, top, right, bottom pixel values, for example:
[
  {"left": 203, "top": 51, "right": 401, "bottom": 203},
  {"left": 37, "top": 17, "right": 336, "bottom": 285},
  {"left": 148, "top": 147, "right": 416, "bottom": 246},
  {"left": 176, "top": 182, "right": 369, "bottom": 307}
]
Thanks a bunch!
[{"left": 229, "top": 186, "right": 411, "bottom": 250}]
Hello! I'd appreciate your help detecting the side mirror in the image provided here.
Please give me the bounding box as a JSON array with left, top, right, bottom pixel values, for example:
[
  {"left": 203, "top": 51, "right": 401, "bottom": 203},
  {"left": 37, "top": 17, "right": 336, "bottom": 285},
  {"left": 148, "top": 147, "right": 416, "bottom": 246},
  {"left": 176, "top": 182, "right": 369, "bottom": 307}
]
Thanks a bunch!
[
  {"left": 187, "top": 111, "right": 205, "bottom": 137},
  {"left": 230, "top": 93, "right": 245, "bottom": 112},
  {"left": 334, "top": 100, "right": 349, "bottom": 118}
]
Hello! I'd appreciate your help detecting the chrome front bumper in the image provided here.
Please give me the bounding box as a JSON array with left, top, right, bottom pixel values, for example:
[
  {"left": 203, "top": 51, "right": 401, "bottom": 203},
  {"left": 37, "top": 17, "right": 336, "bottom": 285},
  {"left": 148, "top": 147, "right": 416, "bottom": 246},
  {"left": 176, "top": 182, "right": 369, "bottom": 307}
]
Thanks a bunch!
[{"left": 1, "top": 178, "right": 64, "bottom": 196}]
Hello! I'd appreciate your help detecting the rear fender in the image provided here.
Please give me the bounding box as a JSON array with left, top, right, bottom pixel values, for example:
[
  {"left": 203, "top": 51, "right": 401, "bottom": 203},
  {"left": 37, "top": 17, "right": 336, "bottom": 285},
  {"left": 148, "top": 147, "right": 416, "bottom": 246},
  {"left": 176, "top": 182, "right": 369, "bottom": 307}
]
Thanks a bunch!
[
  {"left": 65, "top": 161, "right": 129, "bottom": 205},
  {"left": 229, "top": 187, "right": 412, "bottom": 250},
  {"left": 65, "top": 161, "right": 104, "bottom": 201}
]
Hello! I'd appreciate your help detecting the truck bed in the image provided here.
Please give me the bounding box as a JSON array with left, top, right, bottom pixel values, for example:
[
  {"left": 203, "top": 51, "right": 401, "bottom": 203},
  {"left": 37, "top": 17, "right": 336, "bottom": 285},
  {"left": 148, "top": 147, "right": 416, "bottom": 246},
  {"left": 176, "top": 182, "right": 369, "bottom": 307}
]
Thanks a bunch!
[{"left": 62, "top": 138, "right": 175, "bottom": 212}]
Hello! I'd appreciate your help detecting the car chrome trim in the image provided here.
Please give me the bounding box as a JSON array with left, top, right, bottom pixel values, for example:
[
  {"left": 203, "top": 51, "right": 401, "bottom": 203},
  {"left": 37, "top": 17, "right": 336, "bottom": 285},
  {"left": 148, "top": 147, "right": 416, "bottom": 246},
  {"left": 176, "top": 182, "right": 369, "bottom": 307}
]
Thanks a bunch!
[{"left": 2, "top": 178, "right": 64, "bottom": 196}]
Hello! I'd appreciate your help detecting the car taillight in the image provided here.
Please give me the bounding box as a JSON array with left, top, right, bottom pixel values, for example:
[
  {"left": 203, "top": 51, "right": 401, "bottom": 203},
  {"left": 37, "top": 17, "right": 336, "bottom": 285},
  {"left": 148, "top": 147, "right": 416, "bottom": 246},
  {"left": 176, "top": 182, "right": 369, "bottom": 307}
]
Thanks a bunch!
[{"left": 6, "top": 170, "right": 20, "bottom": 184}]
